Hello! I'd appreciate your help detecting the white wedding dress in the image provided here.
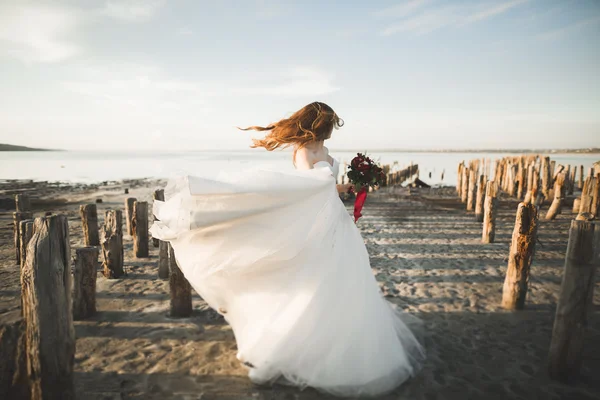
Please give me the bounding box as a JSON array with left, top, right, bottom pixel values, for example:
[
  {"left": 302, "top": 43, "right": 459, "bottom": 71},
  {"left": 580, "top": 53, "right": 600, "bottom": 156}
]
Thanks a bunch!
[{"left": 149, "top": 158, "right": 425, "bottom": 398}]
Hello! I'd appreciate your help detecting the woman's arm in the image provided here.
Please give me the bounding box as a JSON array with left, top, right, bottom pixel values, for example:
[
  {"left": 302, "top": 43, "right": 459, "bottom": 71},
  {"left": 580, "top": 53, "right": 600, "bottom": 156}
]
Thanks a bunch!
[{"left": 336, "top": 183, "right": 354, "bottom": 194}]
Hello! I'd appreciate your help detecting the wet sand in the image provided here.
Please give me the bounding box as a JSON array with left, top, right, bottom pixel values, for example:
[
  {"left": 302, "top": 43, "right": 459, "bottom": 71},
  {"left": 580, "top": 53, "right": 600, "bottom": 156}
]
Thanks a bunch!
[{"left": 1, "top": 180, "right": 599, "bottom": 400}]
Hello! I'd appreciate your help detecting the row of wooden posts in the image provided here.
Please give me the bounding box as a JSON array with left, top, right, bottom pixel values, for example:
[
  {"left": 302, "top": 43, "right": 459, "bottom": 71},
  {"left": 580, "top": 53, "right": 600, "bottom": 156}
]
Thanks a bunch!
[
  {"left": 456, "top": 157, "right": 600, "bottom": 382},
  {"left": 457, "top": 157, "right": 600, "bottom": 244},
  {"left": 6, "top": 190, "right": 192, "bottom": 399}
]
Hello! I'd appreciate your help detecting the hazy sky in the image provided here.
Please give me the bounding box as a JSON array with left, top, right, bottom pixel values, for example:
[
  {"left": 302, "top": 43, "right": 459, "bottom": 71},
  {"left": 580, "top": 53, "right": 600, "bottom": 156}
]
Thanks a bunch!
[{"left": 0, "top": 0, "right": 599, "bottom": 151}]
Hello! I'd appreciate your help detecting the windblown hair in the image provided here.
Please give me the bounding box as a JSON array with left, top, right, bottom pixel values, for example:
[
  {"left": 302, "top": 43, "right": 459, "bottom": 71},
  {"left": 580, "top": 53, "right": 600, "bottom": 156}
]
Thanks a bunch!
[{"left": 239, "top": 102, "right": 344, "bottom": 153}]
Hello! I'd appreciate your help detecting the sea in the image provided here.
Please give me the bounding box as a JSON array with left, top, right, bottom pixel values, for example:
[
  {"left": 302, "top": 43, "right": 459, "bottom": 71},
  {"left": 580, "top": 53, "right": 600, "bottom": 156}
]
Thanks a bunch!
[{"left": 1, "top": 150, "right": 598, "bottom": 187}]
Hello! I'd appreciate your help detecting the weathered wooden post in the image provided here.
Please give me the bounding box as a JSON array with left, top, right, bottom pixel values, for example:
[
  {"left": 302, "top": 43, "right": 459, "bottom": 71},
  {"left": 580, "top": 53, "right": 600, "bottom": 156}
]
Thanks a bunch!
[
  {"left": 541, "top": 157, "right": 551, "bottom": 199},
  {"left": 457, "top": 162, "right": 464, "bottom": 196},
  {"left": 18, "top": 219, "right": 34, "bottom": 316},
  {"left": 152, "top": 189, "right": 164, "bottom": 247},
  {"left": 526, "top": 162, "right": 534, "bottom": 196},
  {"left": 158, "top": 240, "right": 169, "bottom": 279},
  {"left": 19, "top": 220, "right": 34, "bottom": 268},
  {"left": 578, "top": 165, "right": 584, "bottom": 190},
  {"left": 13, "top": 212, "right": 33, "bottom": 265},
  {"left": 169, "top": 244, "right": 192, "bottom": 318},
  {"left": 461, "top": 165, "right": 469, "bottom": 203},
  {"left": 21, "top": 215, "right": 75, "bottom": 399},
  {"left": 474, "top": 175, "right": 486, "bottom": 222},
  {"left": 592, "top": 174, "right": 600, "bottom": 218},
  {"left": 545, "top": 173, "right": 566, "bottom": 220},
  {"left": 565, "top": 165, "right": 573, "bottom": 195},
  {"left": 530, "top": 169, "right": 545, "bottom": 208},
  {"left": 0, "top": 309, "right": 28, "bottom": 399},
  {"left": 501, "top": 203, "right": 539, "bottom": 309},
  {"left": 508, "top": 163, "right": 517, "bottom": 197},
  {"left": 467, "top": 167, "right": 477, "bottom": 211},
  {"left": 101, "top": 210, "right": 124, "bottom": 278},
  {"left": 572, "top": 198, "right": 581, "bottom": 214},
  {"left": 482, "top": 181, "right": 498, "bottom": 244},
  {"left": 73, "top": 247, "right": 99, "bottom": 320},
  {"left": 125, "top": 197, "right": 137, "bottom": 236},
  {"left": 79, "top": 204, "right": 100, "bottom": 246},
  {"left": 517, "top": 159, "right": 526, "bottom": 199},
  {"left": 132, "top": 201, "right": 149, "bottom": 258},
  {"left": 15, "top": 194, "right": 31, "bottom": 212},
  {"left": 578, "top": 176, "right": 596, "bottom": 217},
  {"left": 548, "top": 218, "right": 599, "bottom": 382}
]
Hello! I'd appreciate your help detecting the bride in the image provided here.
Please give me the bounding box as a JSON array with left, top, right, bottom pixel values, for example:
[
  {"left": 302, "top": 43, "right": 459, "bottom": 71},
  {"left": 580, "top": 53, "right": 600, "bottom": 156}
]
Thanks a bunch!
[{"left": 149, "top": 102, "right": 425, "bottom": 397}]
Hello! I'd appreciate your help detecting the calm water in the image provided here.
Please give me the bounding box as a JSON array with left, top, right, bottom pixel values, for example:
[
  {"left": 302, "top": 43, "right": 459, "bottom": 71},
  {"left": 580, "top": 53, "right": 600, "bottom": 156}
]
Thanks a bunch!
[{"left": 1, "top": 150, "right": 598, "bottom": 186}]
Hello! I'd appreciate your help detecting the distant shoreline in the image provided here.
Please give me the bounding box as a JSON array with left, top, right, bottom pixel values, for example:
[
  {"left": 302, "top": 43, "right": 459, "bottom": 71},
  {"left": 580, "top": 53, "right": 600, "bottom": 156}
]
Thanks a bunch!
[{"left": 0, "top": 144, "right": 61, "bottom": 152}]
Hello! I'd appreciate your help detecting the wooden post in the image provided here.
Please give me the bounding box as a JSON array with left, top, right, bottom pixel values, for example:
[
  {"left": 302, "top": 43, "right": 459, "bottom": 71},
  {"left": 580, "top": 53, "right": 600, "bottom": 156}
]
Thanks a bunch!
[
  {"left": 501, "top": 203, "right": 539, "bottom": 309},
  {"left": 482, "top": 181, "right": 498, "bottom": 244},
  {"left": 158, "top": 240, "right": 169, "bottom": 279},
  {"left": 578, "top": 176, "right": 595, "bottom": 217},
  {"left": 152, "top": 189, "right": 164, "bottom": 247},
  {"left": 125, "top": 197, "right": 137, "bottom": 236},
  {"left": 73, "top": 247, "right": 99, "bottom": 320},
  {"left": 508, "top": 163, "right": 517, "bottom": 197},
  {"left": 592, "top": 174, "right": 600, "bottom": 218},
  {"left": 566, "top": 166, "right": 572, "bottom": 196},
  {"left": 548, "top": 219, "right": 599, "bottom": 382},
  {"left": 474, "top": 175, "right": 486, "bottom": 222},
  {"left": 578, "top": 165, "right": 584, "bottom": 190},
  {"left": 15, "top": 194, "right": 31, "bottom": 212},
  {"left": 457, "top": 162, "right": 464, "bottom": 196},
  {"left": 132, "top": 201, "right": 149, "bottom": 258},
  {"left": 169, "top": 244, "right": 192, "bottom": 318},
  {"left": 467, "top": 167, "right": 477, "bottom": 211},
  {"left": 18, "top": 219, "right": 34, "bottom": 316},
  {"left": 79, "top": 204, "right": 100, "bottom": 246},
  {"left": 526, "top": 162, "right": 534, "bottom": 196},
  {"left": 541, "top": 157, "right": 551, "bottom": 199},
  {"left": 461, "top": 165, "right": 469, "bottom": 203},
  {"left": 13, "top": 212, "right": 33, "bottom": 265},
  {"left": 21, "top": 215, "right": 75, "bottom": 399},
  {"left": 517, "top": 159, "right": 526, "bottom": 199},
  {"left": 0, "top": 310, "right": 28, "bottom": 399},
  {"left": 545, "top": 173, "right": 566, "bottom": 220},
  {"left": 101, "top": 210, "right": 124, "bottom": 279},
  {"left": 531, "top": 169, "right": 545, "bottom": 208},
  {"left": 572, "top": 198, "right": 581, "bottom": 214}
]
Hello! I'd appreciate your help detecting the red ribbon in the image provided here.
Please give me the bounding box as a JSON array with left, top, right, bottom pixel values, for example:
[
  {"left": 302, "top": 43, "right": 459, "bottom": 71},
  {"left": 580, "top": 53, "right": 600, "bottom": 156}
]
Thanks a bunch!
[{"left": 353, "top": 186, "right": 368, "bottom": 222}]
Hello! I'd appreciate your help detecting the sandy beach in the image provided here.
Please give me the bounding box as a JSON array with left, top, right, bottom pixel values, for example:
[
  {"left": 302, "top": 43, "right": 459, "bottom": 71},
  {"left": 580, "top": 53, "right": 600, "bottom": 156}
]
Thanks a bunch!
[{"left": 1, "top": 179, "right": 599, "bottom": 400}]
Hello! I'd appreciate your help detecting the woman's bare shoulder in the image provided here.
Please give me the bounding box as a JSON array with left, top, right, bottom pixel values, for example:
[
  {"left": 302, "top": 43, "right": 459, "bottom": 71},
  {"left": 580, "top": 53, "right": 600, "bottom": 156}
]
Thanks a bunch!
[{"left": 294, "top": 147, "right": 316, "bottom": 169}]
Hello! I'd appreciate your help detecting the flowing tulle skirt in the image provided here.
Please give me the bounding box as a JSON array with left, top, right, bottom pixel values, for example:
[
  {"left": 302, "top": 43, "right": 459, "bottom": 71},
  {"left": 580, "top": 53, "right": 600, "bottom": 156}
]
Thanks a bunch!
[{"left": 149, "top": 163, "right": 425, "bottom": 397}]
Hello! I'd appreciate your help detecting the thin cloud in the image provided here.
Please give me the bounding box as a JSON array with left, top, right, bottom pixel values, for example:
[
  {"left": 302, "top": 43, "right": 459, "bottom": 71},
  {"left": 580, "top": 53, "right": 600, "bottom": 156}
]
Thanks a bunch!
[
  {"left": 62, "top": 64, "right": 340, "bottom": 108},
  {"left": 0, "top": 3, "right": 83, "bottom": 63},
  {"left": 101, "top": 0, "right": 165, "bottom": 22},
  {"left": 535, "top": 15, "right": 600, "bottom": 41},
  {"left": 380, "top": 0, "right": 529, "bottom": 36},
  {"left": 462, "top": 0, "right": 528, "bottom": 24},
  {"left": 372, "top": 0, "right": 431, "bottom": 18}
]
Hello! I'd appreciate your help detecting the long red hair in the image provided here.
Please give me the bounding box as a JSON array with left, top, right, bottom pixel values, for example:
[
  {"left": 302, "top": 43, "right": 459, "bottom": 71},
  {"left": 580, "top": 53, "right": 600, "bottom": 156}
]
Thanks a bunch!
[{"left": 239, "top": 102, "right": 343, "bottom": 161}]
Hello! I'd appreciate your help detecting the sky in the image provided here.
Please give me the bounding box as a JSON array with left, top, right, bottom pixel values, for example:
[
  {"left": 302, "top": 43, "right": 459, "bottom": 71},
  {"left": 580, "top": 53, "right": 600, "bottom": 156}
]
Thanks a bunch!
[{"left": 0, "top": 0, "right": 599, "bottom": 151}]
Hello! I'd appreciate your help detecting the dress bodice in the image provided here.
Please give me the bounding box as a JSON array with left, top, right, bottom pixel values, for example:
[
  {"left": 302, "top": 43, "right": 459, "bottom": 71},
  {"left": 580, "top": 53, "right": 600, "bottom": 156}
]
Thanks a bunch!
[{"left": 313, "top": 158, "right": 339, "bottom": 178}]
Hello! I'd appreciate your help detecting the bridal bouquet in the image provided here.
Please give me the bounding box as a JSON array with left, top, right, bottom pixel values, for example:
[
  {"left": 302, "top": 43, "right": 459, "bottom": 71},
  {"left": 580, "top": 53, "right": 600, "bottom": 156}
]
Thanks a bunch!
[{"left": 347, "top": 153, "right": 385, "bottom": 222}]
